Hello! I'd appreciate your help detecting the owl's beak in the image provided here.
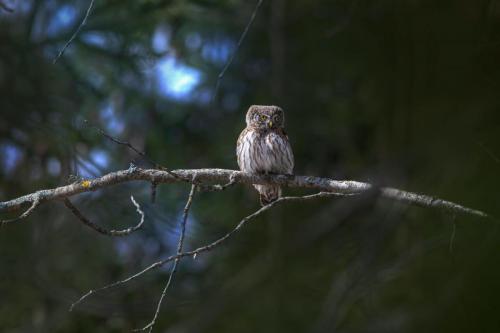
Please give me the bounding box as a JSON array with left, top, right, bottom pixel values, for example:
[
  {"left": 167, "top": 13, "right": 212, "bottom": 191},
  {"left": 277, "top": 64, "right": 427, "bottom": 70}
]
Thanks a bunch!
[{"left": 268, "top": 121, "right": 273, "bottom": 128}]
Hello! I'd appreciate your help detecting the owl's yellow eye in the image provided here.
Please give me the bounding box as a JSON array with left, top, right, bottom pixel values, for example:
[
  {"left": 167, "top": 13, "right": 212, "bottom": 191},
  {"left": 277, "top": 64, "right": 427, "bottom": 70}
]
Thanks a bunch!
[{"left": 259, "top": 115, "right": 267, "bottom": 121}]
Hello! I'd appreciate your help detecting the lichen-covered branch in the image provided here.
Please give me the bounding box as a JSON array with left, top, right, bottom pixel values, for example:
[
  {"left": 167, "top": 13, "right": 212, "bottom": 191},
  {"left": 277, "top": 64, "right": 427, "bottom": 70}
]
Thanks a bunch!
[{"left": 0, "top": 167, "right": 490, "bottom": 220}]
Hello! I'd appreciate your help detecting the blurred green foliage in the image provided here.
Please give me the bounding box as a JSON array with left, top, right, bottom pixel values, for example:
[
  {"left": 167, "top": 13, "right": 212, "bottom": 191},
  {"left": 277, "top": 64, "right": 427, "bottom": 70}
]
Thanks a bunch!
[{"left": 1, "top": 0, "right": 500, "bottom": 332}]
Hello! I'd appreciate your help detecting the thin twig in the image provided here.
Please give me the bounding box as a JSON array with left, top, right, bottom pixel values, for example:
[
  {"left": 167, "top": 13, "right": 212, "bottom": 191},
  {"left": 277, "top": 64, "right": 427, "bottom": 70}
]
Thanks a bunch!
[
  {"left": 53, "top": 0, "right": 95, "bottom": 64},
  {"left": 85, "top": 120, "right": 277, "bottom": 194},
  {"left": 85, "top": 120, "right": 159, "bottom": 168},
  {"left": 475, "top": 140, "right": 500, "bottom": 164},
  {"left": 135, "top": 184, "right": 197, "bottom": 332},
  {"left": 1, "top": 195, "right": 40, "bottom": 226},
  {"left": 86, "top": 118, "right": 240, "bottom": 193},
  {"left": 69, "top": 192, "right": 346, "bottom": 311},
  {"left": 212, "top": 0, "right": 264, "bottom": 102},
  {"left": 85, "top": 119, "right": 242, "bottom": 193},
  {"left": 63, "top": 195, "right": 145, "bottom": 236},
  {"left": 83, "top": 120, "right": 192, "bottom": 184}
]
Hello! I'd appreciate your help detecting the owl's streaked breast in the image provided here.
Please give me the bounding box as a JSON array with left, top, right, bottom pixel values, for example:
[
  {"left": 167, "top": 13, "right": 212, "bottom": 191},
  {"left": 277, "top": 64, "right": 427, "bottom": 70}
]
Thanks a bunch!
[{"left": 237, "top": 128, "right": 294, "bottom": 175}]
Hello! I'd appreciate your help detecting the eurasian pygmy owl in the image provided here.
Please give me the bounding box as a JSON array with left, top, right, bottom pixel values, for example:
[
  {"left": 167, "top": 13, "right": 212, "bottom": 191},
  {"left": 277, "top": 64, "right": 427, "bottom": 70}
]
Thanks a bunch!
[{"left": 236, "top": 105, "right": 294, "bottom": 205}]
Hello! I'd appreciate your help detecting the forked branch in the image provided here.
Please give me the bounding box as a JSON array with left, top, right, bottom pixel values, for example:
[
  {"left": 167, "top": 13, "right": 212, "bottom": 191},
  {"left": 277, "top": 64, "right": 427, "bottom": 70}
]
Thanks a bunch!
[
  {"left": 63, "top": 195, "right": 145, "bottom": 236},
  {"left": 1, "top": 167, "right": 491, "bottom": 332}
]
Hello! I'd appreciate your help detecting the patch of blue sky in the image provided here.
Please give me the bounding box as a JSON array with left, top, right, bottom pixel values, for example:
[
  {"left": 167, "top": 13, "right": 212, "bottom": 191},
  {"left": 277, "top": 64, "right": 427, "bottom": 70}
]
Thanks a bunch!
[
  {"left": 0, "top": 142, "right": 23, "bottom": 175},
  {"left": 152, "top": 24, "right": 171, "bottom": 53},
  {"left": 100, "top": 103, "right": 125, "bottom": 135},
  {"left": 201, "top": 38, "right": 235, "bottom": 65},
  {"left": 80, "top": 31, "right": 108, "bottom": 48},
  {"left": 46, "top": 4, "right": 77, "bottom": 37},
  {"left": 155, "top": 213, "right": 198, "bottom": 272},
  {"left": 76, "top": 149, "right": 110, "bottom": 178},
  {"left": 114, "top": 238, "right": 132, "bottom": 261},
  {"left": 46, "top": 157, "right": 61, "bottom": 176},
  {"left": 155, "top": 56, "right": 202, "bottom": 101},
  {"left": 90, "top": 149, "right": 110, "bottom": 169},
  {"left": 75, "top": 159, "right": 96, "bottom": 179}
]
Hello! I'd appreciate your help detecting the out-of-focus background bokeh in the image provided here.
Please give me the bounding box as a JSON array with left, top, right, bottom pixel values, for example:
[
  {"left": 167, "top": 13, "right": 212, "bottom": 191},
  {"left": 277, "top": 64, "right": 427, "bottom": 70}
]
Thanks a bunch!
[{"left": 1, "top": 0, "right": 500, "bottom": 332}]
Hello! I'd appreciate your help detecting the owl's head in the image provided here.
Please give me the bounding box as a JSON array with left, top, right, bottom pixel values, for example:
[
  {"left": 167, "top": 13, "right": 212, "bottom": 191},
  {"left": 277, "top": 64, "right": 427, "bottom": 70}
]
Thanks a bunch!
[{"left": 246, "top": 105, "right": 285, "bottom": 130}]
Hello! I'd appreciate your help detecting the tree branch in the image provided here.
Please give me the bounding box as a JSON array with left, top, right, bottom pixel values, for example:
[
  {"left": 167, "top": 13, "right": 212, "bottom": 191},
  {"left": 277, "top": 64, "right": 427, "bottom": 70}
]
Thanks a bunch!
[
  {"left": 135, "top": 184, "right": 197, "bottom": 332},
  {"left": 84, "top": 120, "right": 196, "bottom": 186},
  {"left": 212, "top": 0, "right": 265, "bottom": 102},
  {"left": 0, "top": 167, "right": 490, "bottom": 219},
  {"left": 63, "top": 195, "right": 145, "bottom": 236},
  {"left": 69, "top": 191, "right": 346, "bottom": 311},
  {"left": 53, "top": 0, "right": 95, "bottom": 64},
  {"left": 1, "top": 194, "right": 40, "bottom": 226}
]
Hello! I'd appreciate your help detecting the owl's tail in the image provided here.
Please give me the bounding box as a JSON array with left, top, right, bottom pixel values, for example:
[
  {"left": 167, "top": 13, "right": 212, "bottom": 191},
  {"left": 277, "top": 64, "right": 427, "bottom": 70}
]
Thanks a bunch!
[{"left": 254, "top": 184, "right": 282, "bottom": 206}]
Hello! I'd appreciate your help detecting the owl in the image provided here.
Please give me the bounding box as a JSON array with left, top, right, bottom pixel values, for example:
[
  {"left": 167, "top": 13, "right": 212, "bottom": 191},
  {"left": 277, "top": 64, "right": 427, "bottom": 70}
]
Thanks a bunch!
[{"left": 236, "top": 105, "right": 294, "bottom": 206}]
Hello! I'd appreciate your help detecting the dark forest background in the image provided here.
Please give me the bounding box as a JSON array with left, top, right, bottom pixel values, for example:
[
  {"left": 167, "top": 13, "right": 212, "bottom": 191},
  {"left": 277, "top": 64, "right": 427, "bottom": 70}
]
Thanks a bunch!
[{"left": 1, "top": 0, "right": 500, "bottom": 332}]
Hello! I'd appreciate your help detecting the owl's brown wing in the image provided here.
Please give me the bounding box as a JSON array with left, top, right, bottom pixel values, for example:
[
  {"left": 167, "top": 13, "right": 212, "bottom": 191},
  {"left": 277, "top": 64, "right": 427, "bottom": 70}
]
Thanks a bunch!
[
  {"left": 276, "top": 128, "right": 294, "bottom": 174},
  {"left": 236, "top": 127, "right": 250, "bottom": 148},
  {"left": 236, "top": 127, "right": 251, "bottom": 171},
  {"left": 276, "top": 128, "right": 291, "bottom": 144}
]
